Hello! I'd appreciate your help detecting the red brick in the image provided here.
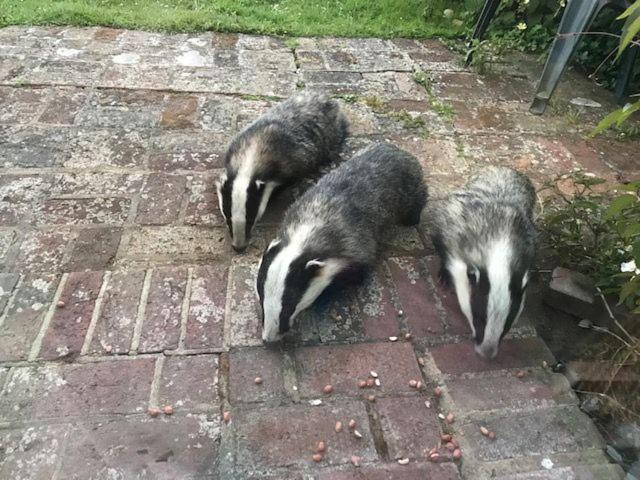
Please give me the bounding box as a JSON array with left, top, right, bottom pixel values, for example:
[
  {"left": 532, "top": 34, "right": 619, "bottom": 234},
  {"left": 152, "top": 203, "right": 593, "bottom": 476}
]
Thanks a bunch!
[
  {"left": 430, "top": 338, "right": 556, "bottom": 376},
  {"left": 317, "top": 462, "right": 461, "bottom": 480},
  {"left": 229, "top": 347, "right": 287, "bottom": 402},
  {"left": 461, "top": 407, "right": 603, "bottom": 462},
  {"left": 64, "top": 227, "right": 121, "bottom": 271},
  {"left": 0, "top": 358, "right": 155, "bottom": 421},
  {"left": 136, "top": 174, "right": 187, "bottom": 225},
  {"left": 88, "top": 270, "right": 145, "bottom": 355},
  {"left": 0, "top": 424, "right": 69, "bottom": 480},
  {"left": 226, "top": 260, "right": 262, "bottom": 347},
  {"left": 161, "top": 95, "right": 199, "bottom": 129},
  {"left": 38, "top": 88, "right": 88, "bottom": 124},
  {"left": 138, "top": 267, "right": 187, "bottom": 353},
  {"left": 148, "top": 151, "right": 222, "bottom": 172},
  {"left": 185, "top": 265, "right": 228, "bottom": 349},
  {"left": 234, "top": 402, "right": 377, "bottom": 468},
  {"left": 0, "top": 274, "right": 59, "bottom": 362},
  {"left": 357, "top": 267, "right": 401, "bottom": 340},
  {"left": 295, "top": 342, "right": 423, "bottom": 397},
  {"left": 40, "top": 271, "right": 104, "bottom": 360},
  {"left": 57, "top": 417, "right": 218, "bottom": 479},
  {"left": 39, "top": 197, "right": 130, "bottom": 225},
  {"left": 375, "top": 396, "right": 441, "bottom": 460},
  {"left": 446, "top": 371, "right": 575, "bottom": 413},
  {"left": 184, "top": 174, "right": 225, "bottom": 226},
  {"left": 15, "top": 230, "right": 70, "bottom": 272},
  {"left": 424, "top": 256, "right": 468, "bottom": 335},
  {"left": 388, "top": 257, "right": 444, "bottom": 336},
  {"left": 157, "top": 355, "right": 219, "bottom": 411}
]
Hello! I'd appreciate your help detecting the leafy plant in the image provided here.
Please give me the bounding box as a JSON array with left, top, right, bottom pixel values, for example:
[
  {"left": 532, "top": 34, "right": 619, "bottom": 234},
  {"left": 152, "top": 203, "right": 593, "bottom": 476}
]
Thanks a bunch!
[
  {"left": 541, "top": 172, "right": 640, "bottom": 312},
  {"left": 592, "top": 0, "right": 640, "bottom": 136}
]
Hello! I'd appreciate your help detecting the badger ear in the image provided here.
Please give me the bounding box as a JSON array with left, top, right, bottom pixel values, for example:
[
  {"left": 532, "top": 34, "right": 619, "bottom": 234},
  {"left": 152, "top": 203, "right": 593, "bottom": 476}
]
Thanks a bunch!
[
  {"left": 306, "top": 259, "right": 326, "bottom": 270},
  {"left": 255, "top": 179, "right": 266, "bottom": 188},
  {"left": 217, "top": 173, "right": 228, "bottom": 189},
  {"left": 267, "top": 239, "right": 281, "bottom": 251}
]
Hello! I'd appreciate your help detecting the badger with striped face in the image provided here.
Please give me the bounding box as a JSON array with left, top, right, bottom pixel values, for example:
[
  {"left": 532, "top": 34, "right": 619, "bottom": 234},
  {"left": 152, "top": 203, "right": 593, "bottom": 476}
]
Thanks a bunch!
[
  {"left": 217, "top": 92, "right": 349, "bottom": 252},
  {"left": 257, "top": 143, "right": 428, "bottom": 342},
  {"left": 429, "top": 166, "right": 537, "bottom": 359}
]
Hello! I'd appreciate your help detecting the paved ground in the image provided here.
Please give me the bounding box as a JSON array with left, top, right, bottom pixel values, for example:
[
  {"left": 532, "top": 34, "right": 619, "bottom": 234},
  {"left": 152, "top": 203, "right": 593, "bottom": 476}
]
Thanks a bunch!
[{"left": 0, "top": 26, "right": 637, "bottom": 479}]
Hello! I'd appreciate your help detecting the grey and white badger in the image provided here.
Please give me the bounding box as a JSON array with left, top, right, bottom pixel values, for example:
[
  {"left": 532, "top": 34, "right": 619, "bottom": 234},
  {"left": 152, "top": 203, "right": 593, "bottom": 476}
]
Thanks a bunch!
[
  {"left": 256, "top": 142, "right": 428, "bottom": 343},
  {"left": 429, "top": 166, "right": 538, "bottom": 359},
  {"left": 217, "top": 91, "right": 349, "bottom": 252}
]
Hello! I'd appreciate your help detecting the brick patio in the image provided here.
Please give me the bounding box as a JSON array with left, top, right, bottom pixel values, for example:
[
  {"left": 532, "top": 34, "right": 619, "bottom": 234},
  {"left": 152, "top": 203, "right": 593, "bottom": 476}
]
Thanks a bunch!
[{"left": 0, "top": 26, "right": 636, "bottom": 479}]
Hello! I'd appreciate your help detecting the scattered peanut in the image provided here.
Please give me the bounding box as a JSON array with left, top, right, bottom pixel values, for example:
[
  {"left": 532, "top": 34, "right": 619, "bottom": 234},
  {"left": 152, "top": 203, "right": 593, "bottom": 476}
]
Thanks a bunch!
[
  {"left": 425, "top": 400, "right": 431, "bottom": 408},
  {"left": 366, "top": 378, "right": 375, "bottom": 388},
  {"left": 335, "top": 421, "right": 343, "bottom": 433},
  {"left": 488, "top": 431, "right": 496, "bottom": 440},
  {"left": 104, "top": 345, "right": 113, "bottom": 354},
  {"left": 147, "top": 407, "right": 161, "bottom": 418},
  {"left": 358, "top": 380, "right": 367, "bottom": 388},
  {"left": 370, "top": 371, "right": 378, "bottom": 378},
  {"left": 418, "top": 357, "right": 425, "bottom": 367},
  {"left": 438, "top": 413, "right": 445, "bottom": 420},
  {"left": 434, "top": 386, "right": 443, "bottom": 397},
  {"left": 374, "top": 378, "right": 381, "bottom": 387},
  {"left": 312, "top": 453, "right": 323, "bottom": 463},
  {"left": 323, "top": 384, "right": 333, "bottom": 394},
  {"left": 353, "top": 429, "right": 363, "bottom": 439},
  {"left": 163, "top": 405, "right": 173, "bottom": 415},
  {"left": 480, "top": 426, "right": 490, "bottom": 436},
  {"left": 453, "top": 448, "right": 462, "bottom": 460},
  {"left": 441, "top": 433, "right": 452, "bottom": 442},
  {"left": 397, "top": 310, "right": 404, "bottom": 316},
  {"left": 254, "top": 377, "right": 263, "bottom": 385},
  {"left": 409, "top": 379, "right": 418, "bottom": 388},
  {"left": 445, "top": 442, "right": 455, "bottom": 451},
  {"left": 56, "top": 300, "right": 65, "bottom": 308},
  {"left": 515, "top": 370, "right": 526, "bottom": 378},
  {"left": 542, "top": 360, "right": 548, "bottom": 368},
  {"left": 445, "top": 413, "right": 455, "bottom": 424},
  {"left": 397, "top": 458, "right": 410, "bottom": 465},
  {"left": 223, "top": 411, "right": 231, "bottom": 423},
  {"left": 416, "top": 381, "right": 422, "bottom": 390},
  {"left": 348, "top": 419, "right": 356, "bottom": 429},
  {"left": 367, "top": 394, "right": 376, "bottom": 402},
  {"left": 428, "top": 452, "right": 440, "bottom": 462},
  {"left": 404, "top": 333, "right": 412, "bottom": 340},
  {"left": 316, "top": 441, "right": 326, "bottom": 453},
  {"left": 351, "top": 455, "right": 361, "bottom": 467},
  {"left": 389, "top": 336, "right": 398, "bottom": 342}
]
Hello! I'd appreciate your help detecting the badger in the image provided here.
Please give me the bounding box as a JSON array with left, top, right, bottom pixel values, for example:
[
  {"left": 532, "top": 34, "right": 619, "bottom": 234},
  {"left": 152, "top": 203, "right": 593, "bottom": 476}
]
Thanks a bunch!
[
  {"left": 256, "top": 142, "right": 428, "bottom": 343},
  {"left": 216, "top": 92, "right": 349, "bottom": 251},
  {"left": 429, "top": 166, "right": 538, "bottom": 359}
]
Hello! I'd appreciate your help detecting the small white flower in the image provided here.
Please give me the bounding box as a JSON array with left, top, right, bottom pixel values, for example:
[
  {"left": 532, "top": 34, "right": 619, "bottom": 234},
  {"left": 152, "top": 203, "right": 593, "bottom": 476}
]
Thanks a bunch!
[
  {"left": 620, "top": 260, "right": 639, "bottom": 274},
  {"left": 516, "top": 22, "right": 527, "bottom": 30},
  {"left": 523, "top": 0, "right": 530, "bottom": 4},
  {"left": 443, "top": 9, "right": 454, "bottom": 18}
]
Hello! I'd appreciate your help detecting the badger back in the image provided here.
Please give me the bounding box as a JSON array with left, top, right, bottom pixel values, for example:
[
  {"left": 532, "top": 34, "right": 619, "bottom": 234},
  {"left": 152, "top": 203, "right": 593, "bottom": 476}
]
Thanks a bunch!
[
  {"left": 430, "top": 167, "right": 536, "bottom": 359},
  {"left": 257, "top": 143, "right": 427, "bottom": 342},
  {"left": 217, "top": 92, "right": 349, "bottom": 251}
]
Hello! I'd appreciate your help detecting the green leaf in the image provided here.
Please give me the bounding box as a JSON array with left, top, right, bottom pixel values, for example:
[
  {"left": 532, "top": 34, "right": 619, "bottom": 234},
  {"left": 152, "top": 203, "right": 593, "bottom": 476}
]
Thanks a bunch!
[
  {"left": 618, "top": 278, "right": 639, "bottom": 304},
  {"left": 616, "top": 10, "right": 640, "bottom": 59},
  {"left": 623, "top": 223, "right": 640, "bottom": 239},
  {"left": 605, "top": 195, "right": 636, "bottom": 219},
  {"left": 617, "top": 0, "right": 640, "bottom": 20},
  {"left": 591, "top": 107, "right": 626, "bottom": 136},
  {"left": 634, "top": 238, "right": 640, "bottom": 264}
]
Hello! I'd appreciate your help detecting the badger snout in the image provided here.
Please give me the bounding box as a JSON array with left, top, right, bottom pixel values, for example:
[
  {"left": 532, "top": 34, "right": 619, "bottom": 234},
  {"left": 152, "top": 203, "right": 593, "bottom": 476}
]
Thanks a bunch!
[
  {"left": 231, "top": 243, "right": 247, "bottom": 253},
  {"left": 474, "top": 342, "right": 498, "bottom": 359}
]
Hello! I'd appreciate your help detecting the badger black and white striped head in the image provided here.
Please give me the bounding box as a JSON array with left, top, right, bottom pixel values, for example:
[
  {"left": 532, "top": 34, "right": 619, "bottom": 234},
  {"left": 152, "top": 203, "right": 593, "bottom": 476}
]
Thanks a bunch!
[
  {"left": 256, "top": 226, "right": 347, "bottom": 343},
  {"left": 447, "top": 237, "right": 531, "bottom": 359},
  {"left": 217, "top": 138, "right": 279, "bottom": 252}
]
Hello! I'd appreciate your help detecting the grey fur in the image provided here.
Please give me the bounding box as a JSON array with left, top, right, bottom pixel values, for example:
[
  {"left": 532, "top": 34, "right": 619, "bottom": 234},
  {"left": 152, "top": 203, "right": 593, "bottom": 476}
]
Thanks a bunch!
[
  {"left": 224, "top": 91, "right": 349, "bottom": 181},
  {"left": 280, "top": 142, "right": 428, "bottom": 267},
  {"left": 428, "top": 166, "right": 538, "bottom": 357}
]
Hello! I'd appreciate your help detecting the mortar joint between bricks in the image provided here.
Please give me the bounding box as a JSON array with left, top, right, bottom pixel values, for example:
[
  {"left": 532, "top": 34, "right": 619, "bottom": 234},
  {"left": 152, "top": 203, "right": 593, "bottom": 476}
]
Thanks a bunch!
[
  {"left": 365, "top": 399, "right": 390, "bottom": 462},
  {"left": 177, "top": 267, "right": 194, "bottom": 352},
  {"left": 0, "top": 274, "right": 22, "bottom": 331},
  {"left": 148, "top": 354, "right": 165, "bottom": 409},
  {"left": 29, "top": 272, "right": 69, "bottom": 361},
  {"left": 129, "top": 268, "right": 153, "bottom": 354},
  {"left": 80, "top": 270, "right": 112, "bottom": 356}
]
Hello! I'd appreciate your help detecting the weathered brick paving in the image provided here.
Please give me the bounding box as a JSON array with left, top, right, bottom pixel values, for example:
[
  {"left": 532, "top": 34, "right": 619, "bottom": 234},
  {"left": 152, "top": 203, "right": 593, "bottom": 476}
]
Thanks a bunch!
[{"left": 0, "top": 26, "right": 635, "bottom": 479}]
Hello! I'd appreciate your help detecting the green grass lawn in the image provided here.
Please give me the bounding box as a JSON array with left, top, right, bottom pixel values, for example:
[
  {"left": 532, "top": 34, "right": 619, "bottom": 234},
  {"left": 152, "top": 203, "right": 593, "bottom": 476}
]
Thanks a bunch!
[{"left": 0, "top": 0, "right": 474, "bottom": 38}]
